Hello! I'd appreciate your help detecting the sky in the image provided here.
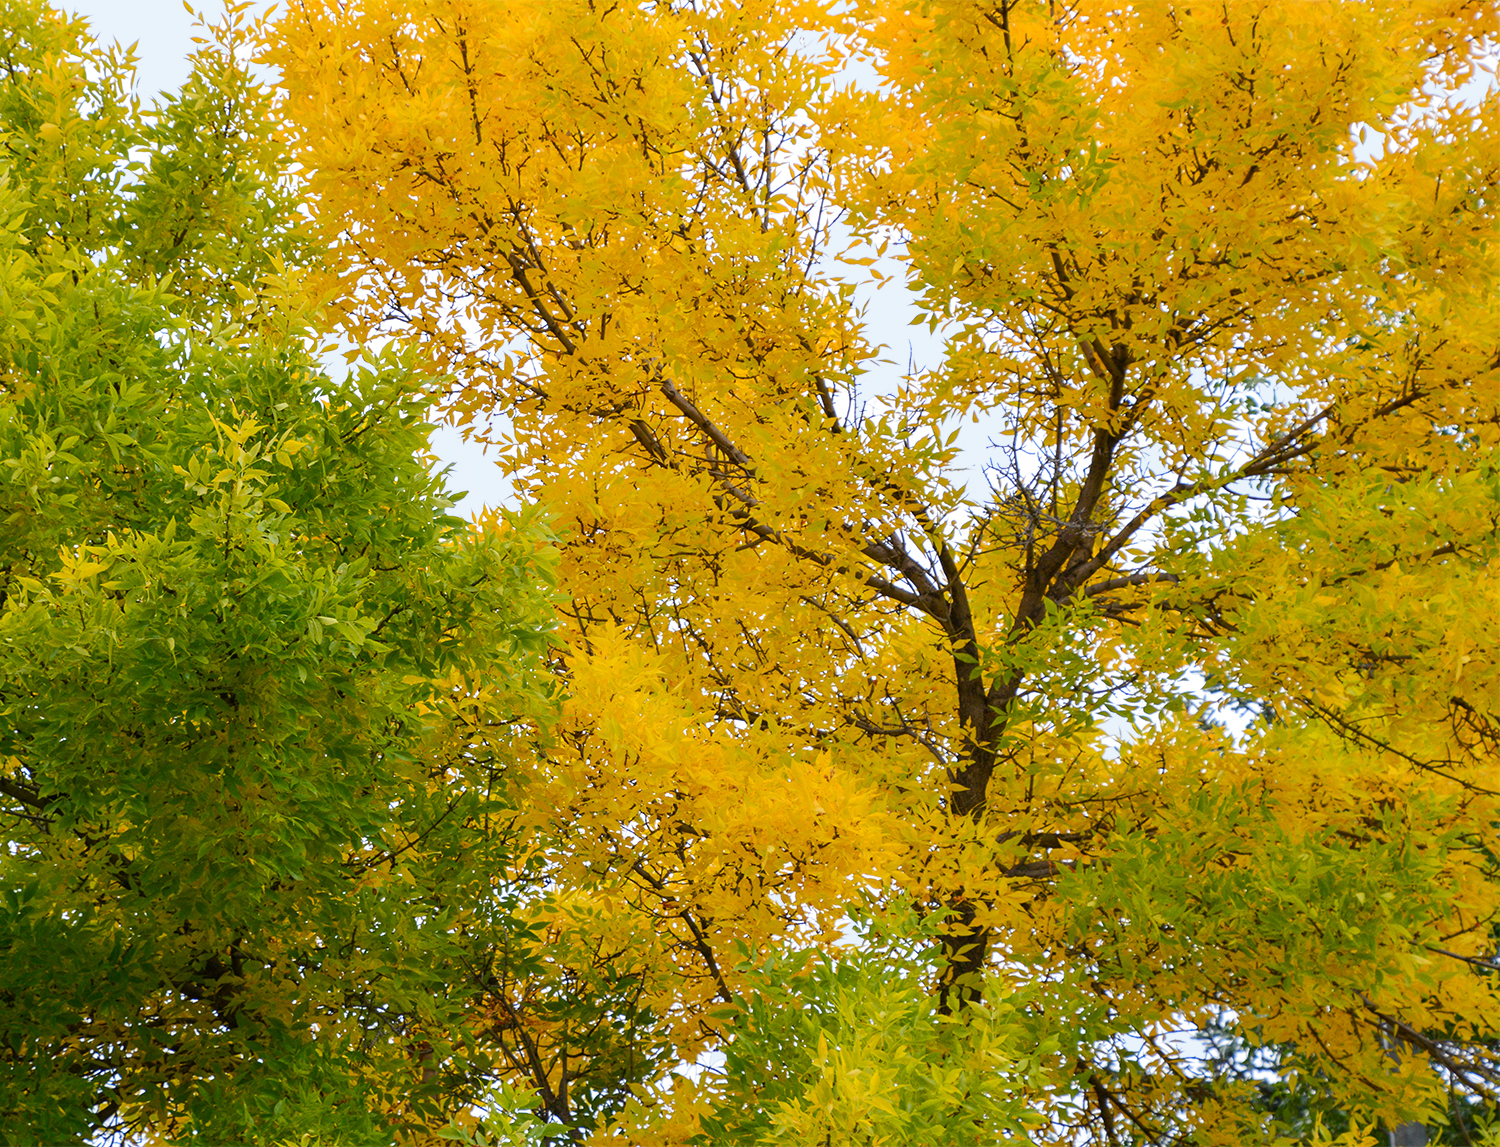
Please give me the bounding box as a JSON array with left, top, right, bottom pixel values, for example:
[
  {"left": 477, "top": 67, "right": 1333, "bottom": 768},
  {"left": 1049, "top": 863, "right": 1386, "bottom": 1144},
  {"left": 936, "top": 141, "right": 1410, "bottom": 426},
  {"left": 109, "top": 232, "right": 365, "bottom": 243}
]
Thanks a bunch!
[{"left": 65, "top": 0, "right": 216, "bottom": 100}]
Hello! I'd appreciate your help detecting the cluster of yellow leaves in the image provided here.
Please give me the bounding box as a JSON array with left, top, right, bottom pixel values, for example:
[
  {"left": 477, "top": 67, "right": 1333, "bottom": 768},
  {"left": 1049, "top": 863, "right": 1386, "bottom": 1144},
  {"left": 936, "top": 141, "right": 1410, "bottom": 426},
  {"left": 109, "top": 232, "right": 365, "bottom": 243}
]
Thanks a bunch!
[{"left": 265, "top": 0, "right": 1500, "bottom": 1142}]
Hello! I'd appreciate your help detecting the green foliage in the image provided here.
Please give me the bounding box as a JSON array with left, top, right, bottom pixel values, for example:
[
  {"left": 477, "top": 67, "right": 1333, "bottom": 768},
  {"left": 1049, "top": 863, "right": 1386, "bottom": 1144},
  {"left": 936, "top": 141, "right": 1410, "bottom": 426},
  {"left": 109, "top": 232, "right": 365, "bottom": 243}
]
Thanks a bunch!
[
  {"left": 1, "top": 0, "right": 311, "bottom": 327},
  {"left": 0, "top": 0, "right": 135, "bottom": 259},
  {"left": 0, "top": 4, "right": 557, "bottom": 1142},
  {"left": 114, "top": 3, "right": 317, "bottom": 324},
  {"left": 698, "top": 910, "right": 1047, "bottom": 1146}
]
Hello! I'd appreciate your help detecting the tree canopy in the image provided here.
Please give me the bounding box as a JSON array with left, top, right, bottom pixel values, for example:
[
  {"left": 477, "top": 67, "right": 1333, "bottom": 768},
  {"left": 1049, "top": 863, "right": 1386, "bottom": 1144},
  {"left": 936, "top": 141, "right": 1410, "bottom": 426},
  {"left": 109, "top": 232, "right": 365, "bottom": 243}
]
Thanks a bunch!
[
  {"left": 1, "top": 0, "right": 1498, "bottom": 1143},
  {"left": 265, "top": 1, "right": 1500, "bottom": 1143},
  {"left": 0, "top": 4, "right": 555, "bottom": 1142}
]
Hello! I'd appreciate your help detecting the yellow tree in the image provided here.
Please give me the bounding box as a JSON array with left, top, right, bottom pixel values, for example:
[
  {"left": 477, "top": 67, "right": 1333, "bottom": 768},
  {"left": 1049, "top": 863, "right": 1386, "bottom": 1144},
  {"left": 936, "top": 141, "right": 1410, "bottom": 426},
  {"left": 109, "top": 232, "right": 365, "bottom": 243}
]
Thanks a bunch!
[{"left": 267, "top": 1, "right": 1500, "bottom": 1142}]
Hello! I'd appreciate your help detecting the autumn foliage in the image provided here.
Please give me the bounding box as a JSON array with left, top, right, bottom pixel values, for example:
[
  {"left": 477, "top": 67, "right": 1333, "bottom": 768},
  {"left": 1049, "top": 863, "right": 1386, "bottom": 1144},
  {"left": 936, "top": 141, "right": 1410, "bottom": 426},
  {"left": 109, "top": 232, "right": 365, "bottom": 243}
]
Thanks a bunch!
[
  {"left": 262, "top": 1, "right": 1500, "bottom": 1142},
  {"left": 2, "top": 0, "right": 1499, "bottom": 1143}
]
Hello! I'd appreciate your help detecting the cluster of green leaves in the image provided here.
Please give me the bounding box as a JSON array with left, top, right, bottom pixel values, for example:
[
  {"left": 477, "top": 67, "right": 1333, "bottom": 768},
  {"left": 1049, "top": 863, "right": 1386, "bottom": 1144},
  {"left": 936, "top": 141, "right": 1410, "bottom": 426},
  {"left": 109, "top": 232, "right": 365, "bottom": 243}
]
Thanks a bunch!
[
  {"left": 0, "top": 0, "right": 310, "bottom": 326},
  {"left": 0, "top": 3, "right": 556, "bottom": 1142},
  {"left": 698, "top": 910, "right": 1048, "bottom": 1146}
]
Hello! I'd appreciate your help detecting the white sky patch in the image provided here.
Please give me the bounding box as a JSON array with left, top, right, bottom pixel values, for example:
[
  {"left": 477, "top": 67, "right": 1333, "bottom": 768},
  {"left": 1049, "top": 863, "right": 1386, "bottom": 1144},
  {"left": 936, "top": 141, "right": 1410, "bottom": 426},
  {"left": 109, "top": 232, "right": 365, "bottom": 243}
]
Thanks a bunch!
[{"left": 62, "top": 0, "right": 205, "bottom": 98}]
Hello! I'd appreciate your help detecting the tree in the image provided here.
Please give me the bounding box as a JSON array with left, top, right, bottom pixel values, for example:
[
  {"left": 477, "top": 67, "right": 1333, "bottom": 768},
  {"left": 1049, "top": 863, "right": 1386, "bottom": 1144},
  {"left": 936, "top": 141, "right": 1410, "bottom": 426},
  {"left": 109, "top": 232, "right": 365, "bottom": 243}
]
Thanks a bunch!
[
  {"left": 264, "top": 1, "right": 1500, "bottom": 1143},
  {"left": 0, "top": 5, "right": 555, "bottom": 1142}
]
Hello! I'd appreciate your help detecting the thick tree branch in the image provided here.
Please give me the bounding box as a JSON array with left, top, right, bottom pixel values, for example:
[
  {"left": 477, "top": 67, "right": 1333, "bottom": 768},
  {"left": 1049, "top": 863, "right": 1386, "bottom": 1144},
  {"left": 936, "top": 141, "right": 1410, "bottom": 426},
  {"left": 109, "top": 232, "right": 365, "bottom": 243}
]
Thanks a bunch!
[
  {"left": 659, "top": 379, "right": 753, "bottom": 468},
  {"left": 1080, "top": 572, "right": 1181, "bottom": 597}
]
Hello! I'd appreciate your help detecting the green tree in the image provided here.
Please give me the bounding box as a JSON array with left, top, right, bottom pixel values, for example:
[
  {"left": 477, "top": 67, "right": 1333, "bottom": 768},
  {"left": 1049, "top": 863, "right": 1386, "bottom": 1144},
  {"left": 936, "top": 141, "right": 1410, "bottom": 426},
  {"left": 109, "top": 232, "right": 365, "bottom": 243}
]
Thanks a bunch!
[{"left": 0, "top": 4, "right": 556, "bottom": 1142}]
